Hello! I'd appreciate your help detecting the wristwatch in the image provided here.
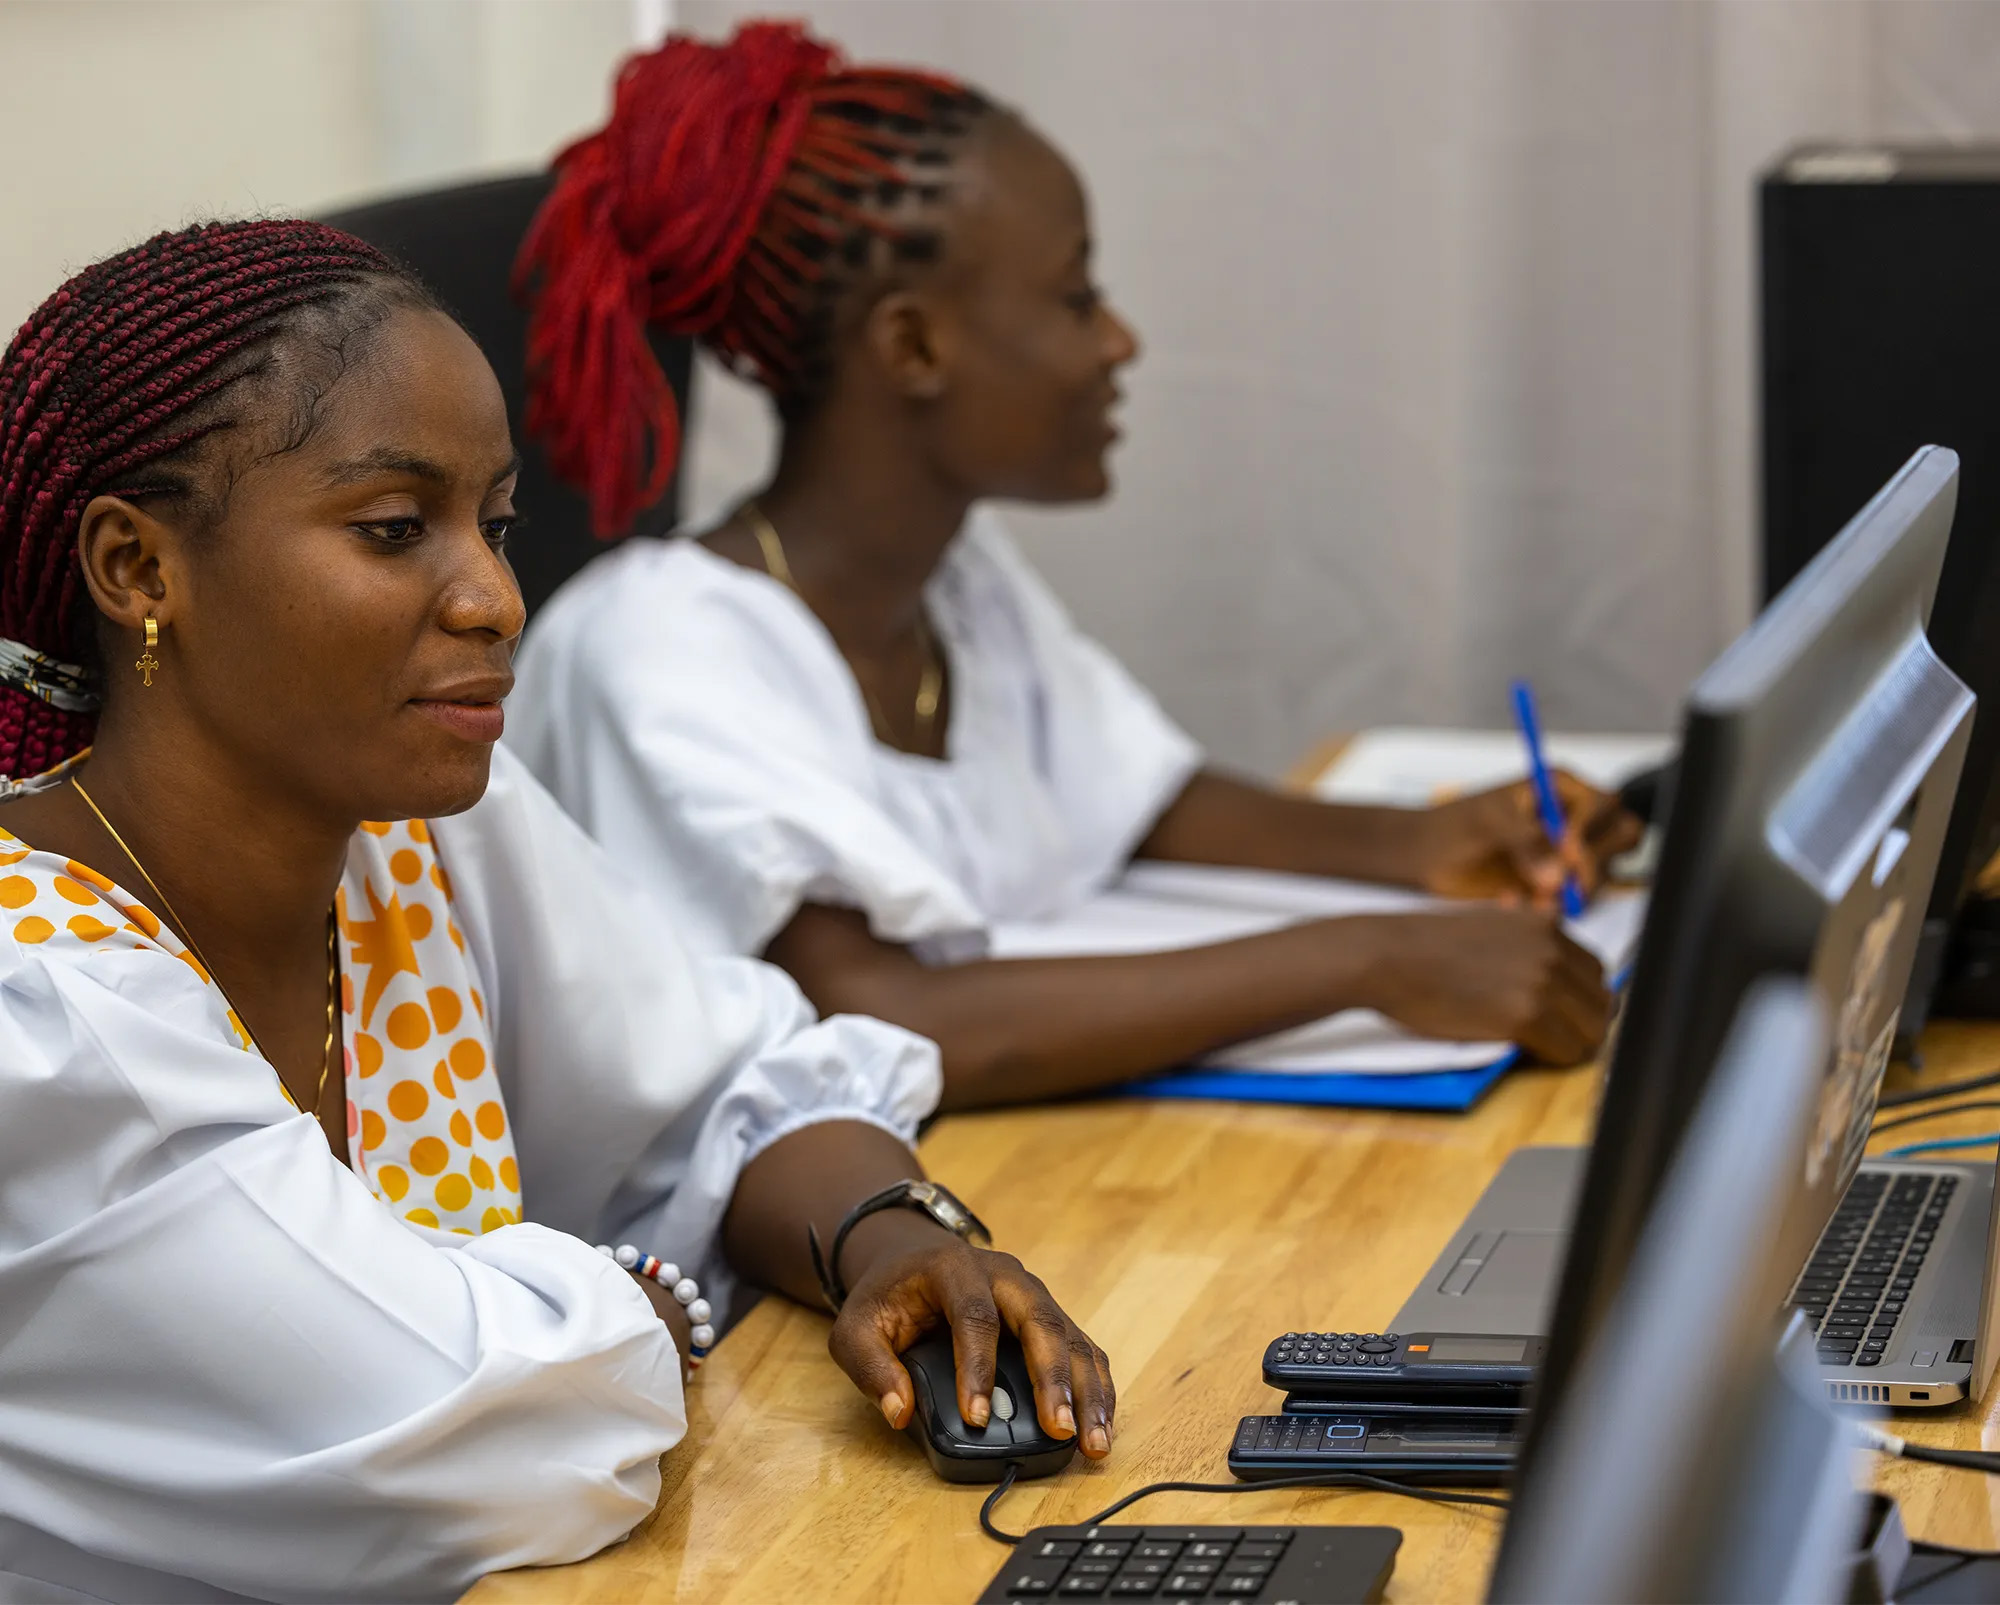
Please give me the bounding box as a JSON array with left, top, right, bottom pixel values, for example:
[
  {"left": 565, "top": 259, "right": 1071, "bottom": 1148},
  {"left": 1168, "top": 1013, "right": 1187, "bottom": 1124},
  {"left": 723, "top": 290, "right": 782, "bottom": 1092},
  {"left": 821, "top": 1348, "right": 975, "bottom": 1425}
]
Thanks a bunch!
[{"left": 810, "top": 1179, "right": 992, "bottom": 1311}]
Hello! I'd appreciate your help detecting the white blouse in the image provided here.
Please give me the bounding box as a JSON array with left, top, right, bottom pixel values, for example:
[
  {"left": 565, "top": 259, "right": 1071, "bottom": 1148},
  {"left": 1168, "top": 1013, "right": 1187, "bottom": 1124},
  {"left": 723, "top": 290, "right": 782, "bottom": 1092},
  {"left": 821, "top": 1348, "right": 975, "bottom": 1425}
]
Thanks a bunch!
[
  {"left": 509, "top": 510, "right": 1203, "bottom": 962},
  {"left": 0, "top": 746, "right": 940, "bottom": 1605}
]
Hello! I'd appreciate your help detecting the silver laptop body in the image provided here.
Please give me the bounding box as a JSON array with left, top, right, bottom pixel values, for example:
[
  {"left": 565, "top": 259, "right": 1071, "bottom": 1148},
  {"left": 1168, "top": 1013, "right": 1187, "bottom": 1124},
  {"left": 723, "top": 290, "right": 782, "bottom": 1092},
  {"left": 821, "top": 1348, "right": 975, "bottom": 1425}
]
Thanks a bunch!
[{"left": 1395, "top": 1143, "right": 1999, "bottom": 1409}]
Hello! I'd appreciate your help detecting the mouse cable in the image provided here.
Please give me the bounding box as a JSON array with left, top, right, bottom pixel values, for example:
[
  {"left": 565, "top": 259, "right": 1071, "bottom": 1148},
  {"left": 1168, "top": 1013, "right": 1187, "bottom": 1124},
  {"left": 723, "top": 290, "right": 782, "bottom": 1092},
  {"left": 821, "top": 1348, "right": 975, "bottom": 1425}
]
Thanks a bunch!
[
  {"left": 978, "top": 1461, "right": 1509, "bottom": 1545},
  {"left": 1877, "top": 1067, "right": 2000, "bottom": 1110},
  {"left": 1856, "top": 1424, "right": 2000, "bottom": 1477},
  {"left": 1872, "top": 1098, "right": 2000, "bottom": 1136}
]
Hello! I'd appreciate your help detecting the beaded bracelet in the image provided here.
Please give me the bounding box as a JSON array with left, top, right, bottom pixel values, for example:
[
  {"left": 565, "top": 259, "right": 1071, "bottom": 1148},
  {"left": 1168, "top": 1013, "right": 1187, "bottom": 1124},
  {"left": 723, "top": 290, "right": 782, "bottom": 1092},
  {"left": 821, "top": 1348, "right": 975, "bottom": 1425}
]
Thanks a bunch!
[{"left": 597, "top": 1243, "right": 716, "bottom": 1365}]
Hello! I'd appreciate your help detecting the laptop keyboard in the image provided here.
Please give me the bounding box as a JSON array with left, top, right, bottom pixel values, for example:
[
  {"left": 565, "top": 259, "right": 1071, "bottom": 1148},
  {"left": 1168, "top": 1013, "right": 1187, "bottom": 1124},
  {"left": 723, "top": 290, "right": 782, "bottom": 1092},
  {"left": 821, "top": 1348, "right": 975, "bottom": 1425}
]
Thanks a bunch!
[{"left": 1786, "top": 1170, "right": 1955, "bottom": 1367}]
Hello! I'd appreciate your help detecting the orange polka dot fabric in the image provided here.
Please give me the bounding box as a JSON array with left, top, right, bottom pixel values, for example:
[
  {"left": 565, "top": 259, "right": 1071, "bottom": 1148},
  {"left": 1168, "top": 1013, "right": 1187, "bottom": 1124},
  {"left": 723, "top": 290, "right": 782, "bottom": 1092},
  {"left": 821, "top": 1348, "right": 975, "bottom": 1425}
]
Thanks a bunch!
[
  {"left": 0, "top": 825, "right": 256, "bottom": 1052},
  {"left": 341, "top": 818, "right": 521, "bottom": 1236}
]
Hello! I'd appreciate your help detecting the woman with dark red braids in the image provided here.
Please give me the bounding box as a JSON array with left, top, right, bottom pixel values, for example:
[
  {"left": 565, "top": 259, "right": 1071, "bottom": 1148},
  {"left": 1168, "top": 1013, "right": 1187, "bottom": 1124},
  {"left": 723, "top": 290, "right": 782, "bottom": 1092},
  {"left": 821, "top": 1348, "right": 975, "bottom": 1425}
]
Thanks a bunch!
[
  {"left": 0, "top": 220, "right": 1111, "bottom": 1603},
  {"left": 510, "top": 23, "right": 1645, "bottom": 1111}
]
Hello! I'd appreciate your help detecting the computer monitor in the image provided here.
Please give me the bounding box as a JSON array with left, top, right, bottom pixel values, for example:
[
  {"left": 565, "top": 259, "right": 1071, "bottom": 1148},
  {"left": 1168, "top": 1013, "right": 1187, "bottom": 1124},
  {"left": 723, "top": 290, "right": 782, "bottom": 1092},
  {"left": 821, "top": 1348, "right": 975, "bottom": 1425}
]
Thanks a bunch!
[
  {"left": 1522, "top": 446, "right": 1973, "bottom": 1469},
  {"left": 1491, "top": 981, "right": 1864, "bottom": 1603}
]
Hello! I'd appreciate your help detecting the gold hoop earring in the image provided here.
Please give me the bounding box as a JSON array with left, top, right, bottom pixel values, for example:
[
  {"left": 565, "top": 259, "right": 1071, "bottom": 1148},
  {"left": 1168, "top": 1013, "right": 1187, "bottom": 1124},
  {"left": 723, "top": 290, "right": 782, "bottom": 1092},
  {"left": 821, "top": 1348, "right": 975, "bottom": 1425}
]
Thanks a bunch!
[{"left": 136, "top": 617, "right": 159, "bottom": 688}]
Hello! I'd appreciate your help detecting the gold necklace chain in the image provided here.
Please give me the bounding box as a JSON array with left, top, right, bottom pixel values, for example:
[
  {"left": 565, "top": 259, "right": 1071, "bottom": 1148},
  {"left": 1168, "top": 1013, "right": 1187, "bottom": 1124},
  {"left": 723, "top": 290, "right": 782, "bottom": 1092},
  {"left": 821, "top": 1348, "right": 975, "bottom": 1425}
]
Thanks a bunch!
[
  {"left": 741, "top": 501, "right": 943, "bottom": 748},
  {"left": 69, "top": 776, "right": 338, "bottom": 1120}
]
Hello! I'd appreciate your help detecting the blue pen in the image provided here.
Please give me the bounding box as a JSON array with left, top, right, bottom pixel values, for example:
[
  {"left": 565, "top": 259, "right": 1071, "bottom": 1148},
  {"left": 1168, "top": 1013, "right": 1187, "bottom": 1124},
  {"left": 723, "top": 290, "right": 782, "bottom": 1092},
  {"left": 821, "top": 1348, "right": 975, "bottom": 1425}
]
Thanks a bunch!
[{"left": 1509, "top": 679, "right": 1585, "bottom": 919}]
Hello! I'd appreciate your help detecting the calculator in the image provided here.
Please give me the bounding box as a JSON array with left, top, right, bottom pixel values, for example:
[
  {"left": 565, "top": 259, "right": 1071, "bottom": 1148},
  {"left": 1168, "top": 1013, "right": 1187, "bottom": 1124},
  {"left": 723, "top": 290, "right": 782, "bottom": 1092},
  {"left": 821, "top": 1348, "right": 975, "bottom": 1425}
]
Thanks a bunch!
[
  {"left": 974, "top": 1524, "right": 1401, "bottom": 1602},
  {"left": 1260, "top": 1330, "right": 1540, "bottom": 1403}
]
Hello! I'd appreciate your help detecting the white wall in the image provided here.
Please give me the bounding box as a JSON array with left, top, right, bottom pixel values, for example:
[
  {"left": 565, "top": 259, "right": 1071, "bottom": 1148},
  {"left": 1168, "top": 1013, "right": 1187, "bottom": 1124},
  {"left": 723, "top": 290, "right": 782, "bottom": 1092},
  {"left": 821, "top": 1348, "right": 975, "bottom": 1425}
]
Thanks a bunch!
[{"left": 0, "top": 0, "right": 631, "bottom": 338}]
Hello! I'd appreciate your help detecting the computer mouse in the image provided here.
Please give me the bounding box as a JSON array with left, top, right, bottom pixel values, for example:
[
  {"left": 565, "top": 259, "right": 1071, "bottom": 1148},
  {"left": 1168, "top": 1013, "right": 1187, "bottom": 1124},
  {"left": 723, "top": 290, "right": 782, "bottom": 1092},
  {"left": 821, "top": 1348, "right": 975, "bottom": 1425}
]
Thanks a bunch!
[{"left": 899, "top": 1329, "right": 1080, "bottom": 1484}]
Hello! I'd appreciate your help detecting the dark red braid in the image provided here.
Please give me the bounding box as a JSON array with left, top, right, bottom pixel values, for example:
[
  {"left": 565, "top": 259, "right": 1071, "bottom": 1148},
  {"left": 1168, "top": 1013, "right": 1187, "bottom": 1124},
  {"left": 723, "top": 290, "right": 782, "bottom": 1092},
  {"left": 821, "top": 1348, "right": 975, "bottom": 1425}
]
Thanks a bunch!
[
  {"left": 0, "top": 219, "right": 412, "bottom": 778},
  {"left": 517, "top": 20, "right": 987, "bottom": 537}
]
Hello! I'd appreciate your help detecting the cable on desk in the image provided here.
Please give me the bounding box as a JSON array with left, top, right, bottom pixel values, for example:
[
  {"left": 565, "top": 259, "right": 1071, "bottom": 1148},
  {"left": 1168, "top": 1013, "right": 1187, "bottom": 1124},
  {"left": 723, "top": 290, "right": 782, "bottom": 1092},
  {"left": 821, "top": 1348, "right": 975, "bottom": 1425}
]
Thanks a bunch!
[
  {"left": 1880, "top": 1131, "right": 2000, "bottom": 1160},
  {"left": 1877, "top": 1068, "right": 2000, "bottom": 1110},
  {"left": 1858, "top": 1424, "right": 2000, "bottom": 1477},
  {"left": 1872, "top": 1099, "right": 2000, "bottom": 1137},
  {"left": 979, "top": 1462, "right": 1509, "bottom": 1545}
]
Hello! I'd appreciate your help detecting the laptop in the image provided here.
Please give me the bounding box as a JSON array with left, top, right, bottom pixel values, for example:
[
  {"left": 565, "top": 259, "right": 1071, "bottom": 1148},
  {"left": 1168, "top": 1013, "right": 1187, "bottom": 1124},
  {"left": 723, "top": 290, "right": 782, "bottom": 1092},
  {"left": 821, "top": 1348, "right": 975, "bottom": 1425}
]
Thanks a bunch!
[{"left": 1397, "top": 447, "right": 1993, "bottom": 1408}]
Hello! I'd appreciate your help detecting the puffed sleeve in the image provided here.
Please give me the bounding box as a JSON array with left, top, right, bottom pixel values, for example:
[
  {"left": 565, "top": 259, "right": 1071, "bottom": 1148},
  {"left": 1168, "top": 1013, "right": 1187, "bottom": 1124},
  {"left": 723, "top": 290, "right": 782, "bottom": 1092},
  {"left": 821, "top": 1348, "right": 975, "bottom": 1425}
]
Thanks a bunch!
[
  {"left": 950, "top": 510, "right": 1204, "bottom": 880},
  {"left": 509, "top": 541, "right": 987, "bottom": 959},
  {"left": 430, "top": 745, "right": 943, "bottom": 1318},
  {"left": 0, "top": 939, "right": 685, "bottom": 1605}
]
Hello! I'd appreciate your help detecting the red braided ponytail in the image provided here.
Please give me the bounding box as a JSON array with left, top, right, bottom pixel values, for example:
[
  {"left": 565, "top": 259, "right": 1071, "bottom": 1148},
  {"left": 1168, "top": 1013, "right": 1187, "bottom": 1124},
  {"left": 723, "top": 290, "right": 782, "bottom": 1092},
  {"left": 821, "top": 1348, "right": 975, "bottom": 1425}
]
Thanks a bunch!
[
  {"left": 0, "top": 220, "right": 428, "bottom": 779},
  {"left": 516, "top": 20, "right": 987, "bottom": 538}
]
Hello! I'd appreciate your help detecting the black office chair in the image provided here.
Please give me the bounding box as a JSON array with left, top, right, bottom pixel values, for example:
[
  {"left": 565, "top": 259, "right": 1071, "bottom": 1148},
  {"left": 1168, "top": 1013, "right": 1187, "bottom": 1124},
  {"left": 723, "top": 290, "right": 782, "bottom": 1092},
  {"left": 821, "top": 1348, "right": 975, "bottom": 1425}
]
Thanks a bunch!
[{"left": 321, "top": 174, "right": 695, "bottom": 620}]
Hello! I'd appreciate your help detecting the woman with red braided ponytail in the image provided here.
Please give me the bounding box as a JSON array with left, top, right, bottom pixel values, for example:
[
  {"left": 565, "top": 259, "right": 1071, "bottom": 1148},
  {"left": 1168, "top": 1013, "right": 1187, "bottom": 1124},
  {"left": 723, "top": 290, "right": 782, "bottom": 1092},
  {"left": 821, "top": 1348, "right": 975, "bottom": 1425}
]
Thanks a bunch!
[
  {"left": 0, "top": 220, "right": 1110, "bottom": 1604},
  {"left": 512, "top": 23, "right": 1645, "bottom": 1109}
]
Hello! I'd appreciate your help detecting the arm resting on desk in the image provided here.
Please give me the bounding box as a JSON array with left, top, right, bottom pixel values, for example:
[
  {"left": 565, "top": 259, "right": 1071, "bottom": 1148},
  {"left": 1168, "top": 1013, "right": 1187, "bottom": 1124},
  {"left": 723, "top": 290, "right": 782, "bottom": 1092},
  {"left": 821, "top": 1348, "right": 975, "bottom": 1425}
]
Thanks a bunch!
[
  {"left": 766, "top": 902, "right": 1612, "bottom": 1111},
  {"left": 722, "top": 1119, "right": 1116, "bottom": 1458},
  {"left": 1140, "top": 770, "right": 1642, "bottom": 905}
]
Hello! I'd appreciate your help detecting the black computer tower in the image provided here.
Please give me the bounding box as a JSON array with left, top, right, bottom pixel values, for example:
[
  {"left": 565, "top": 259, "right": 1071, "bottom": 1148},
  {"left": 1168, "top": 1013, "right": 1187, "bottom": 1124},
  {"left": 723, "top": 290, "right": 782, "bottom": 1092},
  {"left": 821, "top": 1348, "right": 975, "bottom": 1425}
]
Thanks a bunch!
[{"left": 1762, "top": 146, "right": 2000, "bottom": 1030}]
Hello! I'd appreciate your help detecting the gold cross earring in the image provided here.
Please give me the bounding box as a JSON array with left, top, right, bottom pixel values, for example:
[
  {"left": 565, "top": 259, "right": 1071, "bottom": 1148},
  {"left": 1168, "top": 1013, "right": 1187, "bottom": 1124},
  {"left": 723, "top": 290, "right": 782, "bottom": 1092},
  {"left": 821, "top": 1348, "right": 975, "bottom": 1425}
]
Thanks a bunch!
[{"left": 136, "top": 617, "right": 159, "bottom": 687}]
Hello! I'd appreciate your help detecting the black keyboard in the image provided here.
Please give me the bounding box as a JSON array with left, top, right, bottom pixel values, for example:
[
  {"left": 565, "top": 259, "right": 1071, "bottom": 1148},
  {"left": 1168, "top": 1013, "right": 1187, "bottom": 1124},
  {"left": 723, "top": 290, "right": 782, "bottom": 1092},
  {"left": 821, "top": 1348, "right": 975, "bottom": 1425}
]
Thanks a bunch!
[
  {"left": 974, "top": 1524, "right": 1401, "bottom": 1602},
  {"left": 1786, "top": 1170, "right": 1955, "bottom": 1367}
]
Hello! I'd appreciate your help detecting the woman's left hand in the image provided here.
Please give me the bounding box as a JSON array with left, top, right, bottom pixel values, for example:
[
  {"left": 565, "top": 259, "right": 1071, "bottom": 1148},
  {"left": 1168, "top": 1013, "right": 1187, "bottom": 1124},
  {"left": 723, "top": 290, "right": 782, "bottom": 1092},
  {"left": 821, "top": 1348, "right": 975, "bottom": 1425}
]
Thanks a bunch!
[
  {"left": 826, "top": 1228, "right": 1116, "bottom": 1460},
  {"left": 1413, "top": 772, "right": 1645, "bottom": 908}
]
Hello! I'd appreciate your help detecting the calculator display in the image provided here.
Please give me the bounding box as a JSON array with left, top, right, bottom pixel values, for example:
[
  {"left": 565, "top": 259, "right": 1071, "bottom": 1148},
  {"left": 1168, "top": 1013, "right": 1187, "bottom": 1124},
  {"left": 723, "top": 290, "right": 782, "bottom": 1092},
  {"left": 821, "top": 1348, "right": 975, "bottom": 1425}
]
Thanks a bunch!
[{"left": 1423, "top": 1336, "right": 1529, "bottom": 1363}]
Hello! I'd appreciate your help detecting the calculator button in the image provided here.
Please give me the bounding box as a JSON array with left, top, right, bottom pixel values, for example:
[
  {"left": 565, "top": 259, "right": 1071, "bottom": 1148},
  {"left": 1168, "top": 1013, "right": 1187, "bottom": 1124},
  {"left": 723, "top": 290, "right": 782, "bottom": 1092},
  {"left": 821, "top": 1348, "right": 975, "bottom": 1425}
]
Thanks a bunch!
[
  {"left": 1340, "top": 1333, "right": 1359, "bottom": 1342},
  {"left": 1356, "top": 1339, "right": 1396, "bottom": 1355},
  {"left": 1331, "top": 1354, "right": 1350, "bottom": 1366}
]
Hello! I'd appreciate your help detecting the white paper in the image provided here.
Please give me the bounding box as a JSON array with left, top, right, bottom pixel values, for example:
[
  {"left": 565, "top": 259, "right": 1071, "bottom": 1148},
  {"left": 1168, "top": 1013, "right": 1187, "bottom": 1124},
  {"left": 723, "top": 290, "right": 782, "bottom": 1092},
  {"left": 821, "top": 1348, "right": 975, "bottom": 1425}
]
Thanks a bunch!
[
  {"left": 1314, "top": 726, "right": 1675, "bottom": 809},
  {"left": 989, "top": 861, "right": 1648, "bottom": 1077}
]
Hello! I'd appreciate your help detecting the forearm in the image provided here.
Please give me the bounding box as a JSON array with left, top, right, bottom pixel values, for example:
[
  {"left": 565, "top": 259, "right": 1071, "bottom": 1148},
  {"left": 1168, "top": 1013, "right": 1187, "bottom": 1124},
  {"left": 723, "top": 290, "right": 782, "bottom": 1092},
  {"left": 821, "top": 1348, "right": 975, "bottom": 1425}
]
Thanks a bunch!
[
  {"left": 1137, "top": 769, "right": 1429, "bottom": 885},
  {"left": 789, "top": 920, "right": 1389, "bottom": 1111},
  {"left": 720, "top": 1119, "right": 950, "bottom": 1308}
]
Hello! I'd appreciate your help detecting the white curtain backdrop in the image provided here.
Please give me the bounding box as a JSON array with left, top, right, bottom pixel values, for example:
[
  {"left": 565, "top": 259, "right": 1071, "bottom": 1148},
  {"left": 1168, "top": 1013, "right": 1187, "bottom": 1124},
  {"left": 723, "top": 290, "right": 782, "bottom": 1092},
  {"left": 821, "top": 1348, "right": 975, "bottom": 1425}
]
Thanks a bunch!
[{"left": 679, "top": 0, "right": 2000, "bottom": 776}]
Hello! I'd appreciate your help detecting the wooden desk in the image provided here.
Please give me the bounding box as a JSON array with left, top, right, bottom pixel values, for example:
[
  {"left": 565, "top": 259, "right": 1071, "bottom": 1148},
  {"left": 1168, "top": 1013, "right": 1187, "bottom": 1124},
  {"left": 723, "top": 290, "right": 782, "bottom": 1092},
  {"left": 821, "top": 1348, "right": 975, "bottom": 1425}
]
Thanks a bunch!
[
  {"left": 466, "top": 1022, "right": 2000, "bottom": 1604},
  {"left": 468, "top": 733, "right": 2000, "bottom": 1603}
]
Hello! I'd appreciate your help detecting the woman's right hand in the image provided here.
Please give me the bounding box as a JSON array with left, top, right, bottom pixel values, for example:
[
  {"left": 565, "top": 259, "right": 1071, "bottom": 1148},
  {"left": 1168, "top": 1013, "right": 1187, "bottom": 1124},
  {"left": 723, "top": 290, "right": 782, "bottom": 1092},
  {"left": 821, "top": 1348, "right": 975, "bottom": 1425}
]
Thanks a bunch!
[{"left": 1345, "top": 908, "right": 1613, "bottom": 1065}]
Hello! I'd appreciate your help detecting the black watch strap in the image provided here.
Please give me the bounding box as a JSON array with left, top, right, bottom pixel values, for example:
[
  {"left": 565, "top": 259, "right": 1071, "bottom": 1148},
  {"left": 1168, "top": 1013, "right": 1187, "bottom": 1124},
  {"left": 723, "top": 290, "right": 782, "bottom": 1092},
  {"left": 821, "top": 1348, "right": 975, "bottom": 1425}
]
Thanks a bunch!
[{"left": 808, "top": 1179, "right": 992, "bottom": 1312}]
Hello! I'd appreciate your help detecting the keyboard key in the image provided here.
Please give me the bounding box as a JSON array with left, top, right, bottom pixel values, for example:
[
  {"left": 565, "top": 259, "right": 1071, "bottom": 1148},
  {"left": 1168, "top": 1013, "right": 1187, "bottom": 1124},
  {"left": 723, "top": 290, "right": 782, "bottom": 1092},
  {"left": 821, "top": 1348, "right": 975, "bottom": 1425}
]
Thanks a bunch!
[
  {"left": 1086, "top": 1542, "right": 1135, "bottom": 1560},
  {"left": 1120, "top": 1561, "right": 1171, "bottom": 1578},
  {"left": 1160, "top": 1578, "right": 1209, "bottom": 1597},
  {"left": 1074, "top": 1561, "right": 1121, "bottom": 1577},
  {"left": 1006, "top": 1573, "right": 1060, "bottom": 1596},
  {"left": 1110, "top": 1582, "right": 1161, "bottom": 1598},
  {"left": 1136, "top": 1543, "right": 1183, "bottom": 1560},
  {"left": 1222, "top": 1558, "right": 1276, "bottom": 1576},
  {"left": 1060, "top": 1578, "right": 1110, "bottom": 1597},
  {"left": 1038, "top": 1542, "right": 1084, "bottom": 1559},
  {"left": 1214, "top": 1581, "right": 1264, "bottom": 1598},
  {"left": 1241, "top": 1529, "right": 1295, "bottom": 1543},
  {"left": 1234, "top": 1543, "right": 1286, "bottom": 1560},
  {"left": 1857, "top": 1355, "right": 1882, "bottom": 1367},
  {"left": 1145, "top": 1532, "right": 1209, "bottom": 1545},
  {"left": 1175, "top": 1560, "right": 1221, "bottom": 1576},
  {"left": 1186, "top": 1543, "right": 1234, "bottom": 1561}
]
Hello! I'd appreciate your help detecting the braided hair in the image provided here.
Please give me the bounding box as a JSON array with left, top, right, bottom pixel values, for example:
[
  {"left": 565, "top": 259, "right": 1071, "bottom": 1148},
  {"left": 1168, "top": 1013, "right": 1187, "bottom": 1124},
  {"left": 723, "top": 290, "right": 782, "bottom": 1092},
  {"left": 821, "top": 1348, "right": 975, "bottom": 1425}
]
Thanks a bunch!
[
  {"left": 0, "top": 219, "right": 442, "bottom": 779},
  {"left": 516, "top": 20, "right": 991, "bottom": 538}
]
